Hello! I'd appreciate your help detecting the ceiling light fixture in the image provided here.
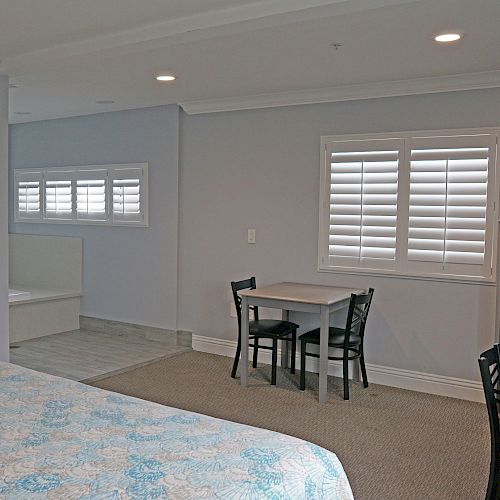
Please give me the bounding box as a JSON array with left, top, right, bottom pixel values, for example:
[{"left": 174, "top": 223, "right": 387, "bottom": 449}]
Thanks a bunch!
[
  {"left": 14, "top": 111, "right": 32, "bottom": 115},
  {"left": 155, "top": 74, "right": 176, "bottom": 82},
  {"left": 9, "top": 84, "right": 19, "bottom": 89},
  {"left": 96, "top": 100, "right": 115, "bottom": 104},
  {"left": 434, "top": 32, "right": 463, "bottom": 43}
]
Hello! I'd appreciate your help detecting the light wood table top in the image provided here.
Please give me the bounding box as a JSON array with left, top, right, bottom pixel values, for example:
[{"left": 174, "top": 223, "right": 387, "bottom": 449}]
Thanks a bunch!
[{"left": 239, "top": 282, "right": 365, "bottom": 305}]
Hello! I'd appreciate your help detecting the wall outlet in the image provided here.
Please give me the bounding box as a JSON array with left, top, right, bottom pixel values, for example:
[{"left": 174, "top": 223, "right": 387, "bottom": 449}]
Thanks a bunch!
[{"left": 248, "top": 228, "right": 256, "bottom": 244}]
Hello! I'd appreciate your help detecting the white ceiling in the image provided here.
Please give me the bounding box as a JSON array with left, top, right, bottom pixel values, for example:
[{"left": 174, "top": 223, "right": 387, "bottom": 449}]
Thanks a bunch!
[{"left": 2, "top": 0, "right": 499, "bottom": 123}]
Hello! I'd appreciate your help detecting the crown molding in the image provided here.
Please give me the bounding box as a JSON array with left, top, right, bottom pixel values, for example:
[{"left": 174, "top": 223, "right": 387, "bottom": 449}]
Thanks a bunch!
[{"left": 180, "top": 70, "right": 500, "bottom": 115}]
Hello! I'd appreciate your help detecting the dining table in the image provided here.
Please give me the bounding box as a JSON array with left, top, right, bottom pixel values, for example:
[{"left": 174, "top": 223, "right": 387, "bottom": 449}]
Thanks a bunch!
[{"left": 238, "top": 282, "right": 365, "bottom": 403}]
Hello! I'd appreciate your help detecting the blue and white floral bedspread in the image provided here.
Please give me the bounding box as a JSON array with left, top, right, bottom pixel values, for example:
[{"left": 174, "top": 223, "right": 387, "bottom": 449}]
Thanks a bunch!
[{"left": 0, "top": 362, "right": 353, "bottom": 499}]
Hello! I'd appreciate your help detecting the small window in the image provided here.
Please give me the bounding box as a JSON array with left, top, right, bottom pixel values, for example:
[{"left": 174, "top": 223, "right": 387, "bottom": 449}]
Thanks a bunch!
[
  {"left": 111, "top": 167, "right": 145, "bottom": 224},
  {"left": 15, "top": 170, "right": 42, "bottom": 220},
  {"left": 319, "top": 130, "right": 498, "bottom": 282},
  {"left": 14, "top": 163, "right": 148, "bottom": 227},
  {"left": 76, "top": 169, "right": 108, "bottom": 221},
  {"left": 45, "top": 170, "right": 74, "bottom": 220}
]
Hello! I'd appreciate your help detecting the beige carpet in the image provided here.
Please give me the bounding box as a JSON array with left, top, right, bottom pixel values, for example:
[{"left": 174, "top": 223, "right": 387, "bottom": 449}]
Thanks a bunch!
[{"left": 91, "top": 351, "right": 490, "bottom": 500}]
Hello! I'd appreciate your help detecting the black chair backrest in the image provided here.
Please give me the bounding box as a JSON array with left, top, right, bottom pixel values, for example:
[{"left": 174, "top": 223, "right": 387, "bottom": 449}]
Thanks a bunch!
[
  {"left": 343, "top": 288, "right": 374, "bottom": 343},
  {"left": 479, "top": 344, "right": 500, "bottom": 500},
  {"left": 231, "top": 277, "right": 259, "bottom": 330}
]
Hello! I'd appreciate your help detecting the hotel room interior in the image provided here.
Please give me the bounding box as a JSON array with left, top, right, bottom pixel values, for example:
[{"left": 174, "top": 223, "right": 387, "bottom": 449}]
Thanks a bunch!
[{"left": 1, "top": 1, "right": 500, "bottom": 499}]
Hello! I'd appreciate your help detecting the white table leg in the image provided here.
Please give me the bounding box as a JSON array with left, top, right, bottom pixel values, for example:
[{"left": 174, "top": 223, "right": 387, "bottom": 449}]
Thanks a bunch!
[
  {"left": 241, "top": 296, "right": 249, "bottom": 386},
  {"left": 319, "top": 305, "right": 330, "bottom": 403},
  {"left": 281, "top": 309, "right": 290, "bottom": 369}
]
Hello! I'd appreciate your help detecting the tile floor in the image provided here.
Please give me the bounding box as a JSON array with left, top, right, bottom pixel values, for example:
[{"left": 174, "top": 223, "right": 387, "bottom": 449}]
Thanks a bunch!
[{"left": 10, "top": 328, "right": 191, "bottom": 382}]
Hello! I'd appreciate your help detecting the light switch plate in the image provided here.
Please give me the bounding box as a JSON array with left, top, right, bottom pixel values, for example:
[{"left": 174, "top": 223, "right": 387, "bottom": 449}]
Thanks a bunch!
[{"left": 248, "top": 229, "right": 256, "bottom": 244}]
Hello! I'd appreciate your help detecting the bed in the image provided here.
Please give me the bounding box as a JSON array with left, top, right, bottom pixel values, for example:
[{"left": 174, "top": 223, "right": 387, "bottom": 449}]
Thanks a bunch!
[{"left": 0, "top": 362, "right": 354, "bottom": 499}]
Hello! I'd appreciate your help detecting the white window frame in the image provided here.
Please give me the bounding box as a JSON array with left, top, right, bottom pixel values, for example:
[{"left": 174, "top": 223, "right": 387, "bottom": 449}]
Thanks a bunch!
[
  {"left": 14, "top": 163, "right": 149, "bottom": 227},
  {"left": 319, "top": 128, "right": 499, "bottom": 284}
]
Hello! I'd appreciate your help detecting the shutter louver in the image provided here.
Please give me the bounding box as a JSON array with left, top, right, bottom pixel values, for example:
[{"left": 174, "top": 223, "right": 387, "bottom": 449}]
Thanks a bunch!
[
  {"left": 327, "top": 139, "right": 402, "bottom": 269},
  {"left": 45, "top": 171, "right": 74, "bottom": 219},
  {"left": 15, "top": 171, "right": 42, "bottom": 220},
  {"left": 76, "top": 170, "right": 107, "bottom": 220},
  {"left": 408, "top": 135, "right": 495, "bottom": 277},
  {"left": 112, "top": 167, "right": 143, "bottom": 223}
]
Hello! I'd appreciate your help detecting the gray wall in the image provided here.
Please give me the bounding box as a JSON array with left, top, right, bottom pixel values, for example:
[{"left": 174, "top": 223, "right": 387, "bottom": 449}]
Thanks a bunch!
[
  {"left": 7, "top": 89, "right": 500, "bottom": 381},
  {"left": 178, "top": 88, "right": 500, "bottom": 382},
  {"left": 0, "top": 76, "right": 9, "bottom": 361},
  {"left": 9, "top": 105, "right": 180, "bottom": 330}
]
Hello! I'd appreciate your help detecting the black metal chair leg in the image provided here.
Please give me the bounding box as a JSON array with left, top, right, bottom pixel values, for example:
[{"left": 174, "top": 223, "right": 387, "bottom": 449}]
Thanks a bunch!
[
  {"left": 300, "top": 341, "right": 306, "bottom": 390},
  {"left": 231, "top": 336, "right": 241, "bottom": 379},
  {"left": 360, "top": 350, "right": 368, "bottom": 388},
  {"left": 271, "top": 339, "right": 278, "bottom": 385},
  {"left": 252, "top": 338, "right": 259, "bottom": 368},
  {"left": 290, "top": 331, "right": 296, "bottom": 374},
  {"left": 343, "top": 350, "right": 349, "bottom": 400}
]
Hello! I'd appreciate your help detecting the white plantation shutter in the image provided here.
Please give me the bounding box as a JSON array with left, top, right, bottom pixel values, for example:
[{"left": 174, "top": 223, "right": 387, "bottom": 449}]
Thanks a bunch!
[
  {"left": 408, "top": 135, "right": 496, "bottom": 277},
  {"left": 325, "top": 138, "right": 403, "bottom": 269},
  {"left": 45, "top": 170, "right": 74, "bottom": 219},
  {"left": 111, "top": 167, "right": 145, "bottom": 223},
  {"left": 14, "top": 163, "right": 148, "bottom": 226},
  {"left": 15, "top": 170, "right": 42, "bottom": 220},
  {"left": 76, "top": 169, "right": 107, "bottom": 221},
  {"left": 320, "top": 130, "right": 498, "bottom": 281}
]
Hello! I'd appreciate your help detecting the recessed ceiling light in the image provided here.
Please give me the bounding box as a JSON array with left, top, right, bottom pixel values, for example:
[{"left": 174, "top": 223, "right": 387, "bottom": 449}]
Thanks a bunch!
[
  {"left": 14, "top": 111, "right": 32, "bottom": 115},
  {"left": 95, "top": 100, "right": 115, "bottom": 104},
  {"left": 155, "top": 74, "right": 176, "bottom": 82},
  {"left": 434, "top": 32, "right": 463, "bottom": 43}
]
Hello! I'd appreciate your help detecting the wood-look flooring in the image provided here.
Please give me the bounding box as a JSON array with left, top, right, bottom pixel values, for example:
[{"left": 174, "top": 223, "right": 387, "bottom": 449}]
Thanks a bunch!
[{"left": 9, "top": 328, "right": 191, "bottom": 382}]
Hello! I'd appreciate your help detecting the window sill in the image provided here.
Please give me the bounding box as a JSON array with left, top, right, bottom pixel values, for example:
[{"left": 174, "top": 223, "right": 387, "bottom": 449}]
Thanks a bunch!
[
  {"left": 14, "top": 218, "right": 149, "bottom": 228},
  {"left": 317, "top": 265, "right": 496, "bottom": 286}
]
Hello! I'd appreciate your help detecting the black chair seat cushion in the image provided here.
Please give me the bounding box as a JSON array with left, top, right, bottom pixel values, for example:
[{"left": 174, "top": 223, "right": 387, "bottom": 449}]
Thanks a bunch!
[
  {"left": 249, "top": 319, "right": 298, "bottom": 338},
  {"left": 299, "top": 327, "right": 361, "bottom": 346}
]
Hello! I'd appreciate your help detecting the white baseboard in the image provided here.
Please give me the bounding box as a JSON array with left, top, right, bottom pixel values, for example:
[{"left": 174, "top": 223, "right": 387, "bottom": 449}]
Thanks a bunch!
[
  {"left": 364, "top": 363, "right": 484, "bottom": 402},
  {"left": 192, "top": 334, "right": 484, "bottom": 403}
]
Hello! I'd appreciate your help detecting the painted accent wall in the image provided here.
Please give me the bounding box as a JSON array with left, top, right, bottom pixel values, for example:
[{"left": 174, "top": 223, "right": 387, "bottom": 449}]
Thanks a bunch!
[
  {"left": 9, "top": 105, "right": 179, "bottom": 330},
  {"left": 178, "top": 88, "right": 500, "bottom": 383}
]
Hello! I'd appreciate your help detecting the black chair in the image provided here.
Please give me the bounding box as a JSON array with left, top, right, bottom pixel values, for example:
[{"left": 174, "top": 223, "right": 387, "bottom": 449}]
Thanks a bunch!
[
  {"left": 479, "top": 344, "right": 500, "bottom": 500},
  {"left": 230, "top": 277, "right": 299, "bottom": 385},
  {"left": 299, "top": 288, "right": 374, "bottom": 400}
]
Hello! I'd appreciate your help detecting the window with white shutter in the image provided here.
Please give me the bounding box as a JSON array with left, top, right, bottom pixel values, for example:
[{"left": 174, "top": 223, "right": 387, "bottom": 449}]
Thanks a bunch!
[
  {"left": 45, "top": 170, "right": 74, "bottom": 220},
  {"left": 14, "top": 170, "right": 42, "bottom": 220},
  {"left": 111, "top": 166, "right": 147, "bottom": 224},
  {"left": 76, "top": 169, "right": 107, "bottom": 221},
  {"left": 323, "top": 138, "right": 403, "bottom": 270},
  {"left": 408, "top": 134, "right": 496, "bottom": 278},
  {"left": 319, "top": 130, "right": 498, "bottom": 282},
  {"left": 14, "top": 163, "right": 148, "bottom": 227}
]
